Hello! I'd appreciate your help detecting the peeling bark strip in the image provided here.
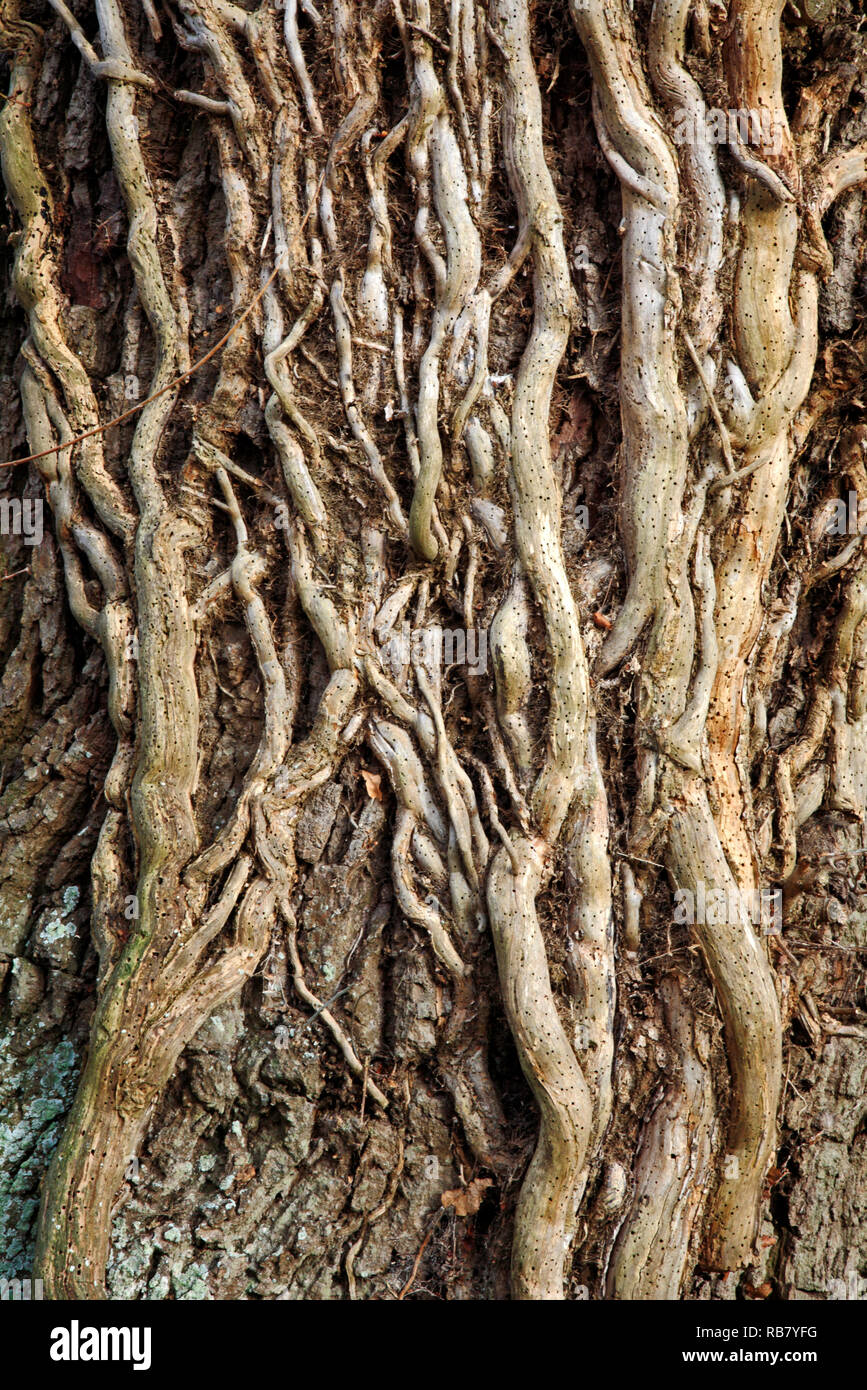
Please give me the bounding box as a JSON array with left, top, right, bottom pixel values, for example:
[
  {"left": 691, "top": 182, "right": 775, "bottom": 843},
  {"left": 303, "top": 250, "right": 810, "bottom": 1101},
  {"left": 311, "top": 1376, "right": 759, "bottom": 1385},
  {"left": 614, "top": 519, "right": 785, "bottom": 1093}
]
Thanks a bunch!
[{"left": 0, "top": 0, "right": 866, "bottom": 1302}]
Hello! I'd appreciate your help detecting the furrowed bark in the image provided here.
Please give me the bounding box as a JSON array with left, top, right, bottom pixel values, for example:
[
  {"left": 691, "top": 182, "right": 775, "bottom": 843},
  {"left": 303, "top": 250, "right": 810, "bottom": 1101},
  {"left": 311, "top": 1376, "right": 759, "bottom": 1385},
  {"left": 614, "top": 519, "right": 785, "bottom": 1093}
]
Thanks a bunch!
[{"left": 0, "top": 0, "right": 865, "bottom": 1305}]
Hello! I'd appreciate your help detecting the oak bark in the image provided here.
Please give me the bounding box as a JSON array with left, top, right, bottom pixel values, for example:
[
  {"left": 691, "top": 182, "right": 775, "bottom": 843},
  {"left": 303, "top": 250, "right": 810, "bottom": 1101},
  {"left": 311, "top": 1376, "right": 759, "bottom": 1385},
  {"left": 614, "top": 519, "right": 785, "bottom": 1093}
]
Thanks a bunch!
[{"left": 0, "top": 0, "right": 866, "bottom": 1301}]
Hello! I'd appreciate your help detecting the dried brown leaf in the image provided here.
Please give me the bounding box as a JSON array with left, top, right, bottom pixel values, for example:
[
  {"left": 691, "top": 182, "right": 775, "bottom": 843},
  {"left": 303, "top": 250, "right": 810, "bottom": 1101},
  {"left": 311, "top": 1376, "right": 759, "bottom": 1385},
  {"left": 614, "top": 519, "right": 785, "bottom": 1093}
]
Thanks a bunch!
[
  {"left": 441, "top": 1177, "right": 492, "bottom": 1217},
  {"left": 361, "top": 769, "right": 383, "bottom": 802}
]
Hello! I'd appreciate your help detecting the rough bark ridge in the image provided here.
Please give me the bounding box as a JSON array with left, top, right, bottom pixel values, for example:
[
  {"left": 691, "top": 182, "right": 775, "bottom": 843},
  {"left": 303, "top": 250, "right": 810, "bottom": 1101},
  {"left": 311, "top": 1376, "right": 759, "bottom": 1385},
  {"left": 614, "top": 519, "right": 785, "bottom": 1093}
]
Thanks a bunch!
[{"left": 0, "top": 0, "right": 865, "bottom": 1300}]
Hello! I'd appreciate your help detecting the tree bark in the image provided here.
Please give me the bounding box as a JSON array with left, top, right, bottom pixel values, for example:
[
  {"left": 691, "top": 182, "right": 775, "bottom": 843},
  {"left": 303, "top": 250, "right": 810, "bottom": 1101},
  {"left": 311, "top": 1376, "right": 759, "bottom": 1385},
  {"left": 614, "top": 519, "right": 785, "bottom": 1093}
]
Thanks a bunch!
[{"left": 0, "top": 0, "right": 865, "bottom": 1301}]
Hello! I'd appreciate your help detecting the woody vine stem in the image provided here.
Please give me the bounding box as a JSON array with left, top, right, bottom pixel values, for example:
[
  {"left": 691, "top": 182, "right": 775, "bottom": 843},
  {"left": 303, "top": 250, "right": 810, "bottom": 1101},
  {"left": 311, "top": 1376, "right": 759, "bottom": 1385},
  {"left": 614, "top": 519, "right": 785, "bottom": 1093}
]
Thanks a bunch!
[{"left": 0, "top": 0, "right": 865, "bottom": 1299}]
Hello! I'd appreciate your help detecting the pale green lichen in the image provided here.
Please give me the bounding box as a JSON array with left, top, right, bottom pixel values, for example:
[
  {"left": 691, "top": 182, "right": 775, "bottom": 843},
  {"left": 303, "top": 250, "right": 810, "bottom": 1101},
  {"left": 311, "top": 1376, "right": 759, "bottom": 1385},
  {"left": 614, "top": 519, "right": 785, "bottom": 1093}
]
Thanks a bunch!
[
  {"left": 39, "top": 913, "right": 77, "bottom": 948},
  {"left": 109, "top": 1241, "right": 156, "bottom": 1300},
  {"left": 172, "top": 1261, "right": 212, "bottom": 1300},
  {"left": 61, "top": 886, "right": 80, "bottom": 914},
  {"left": 0, "top": 1029, "right": 79, "bottom": 1278},
  {"left": 147, "top": 1268, "right": 171, "bottom": 1300}
]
